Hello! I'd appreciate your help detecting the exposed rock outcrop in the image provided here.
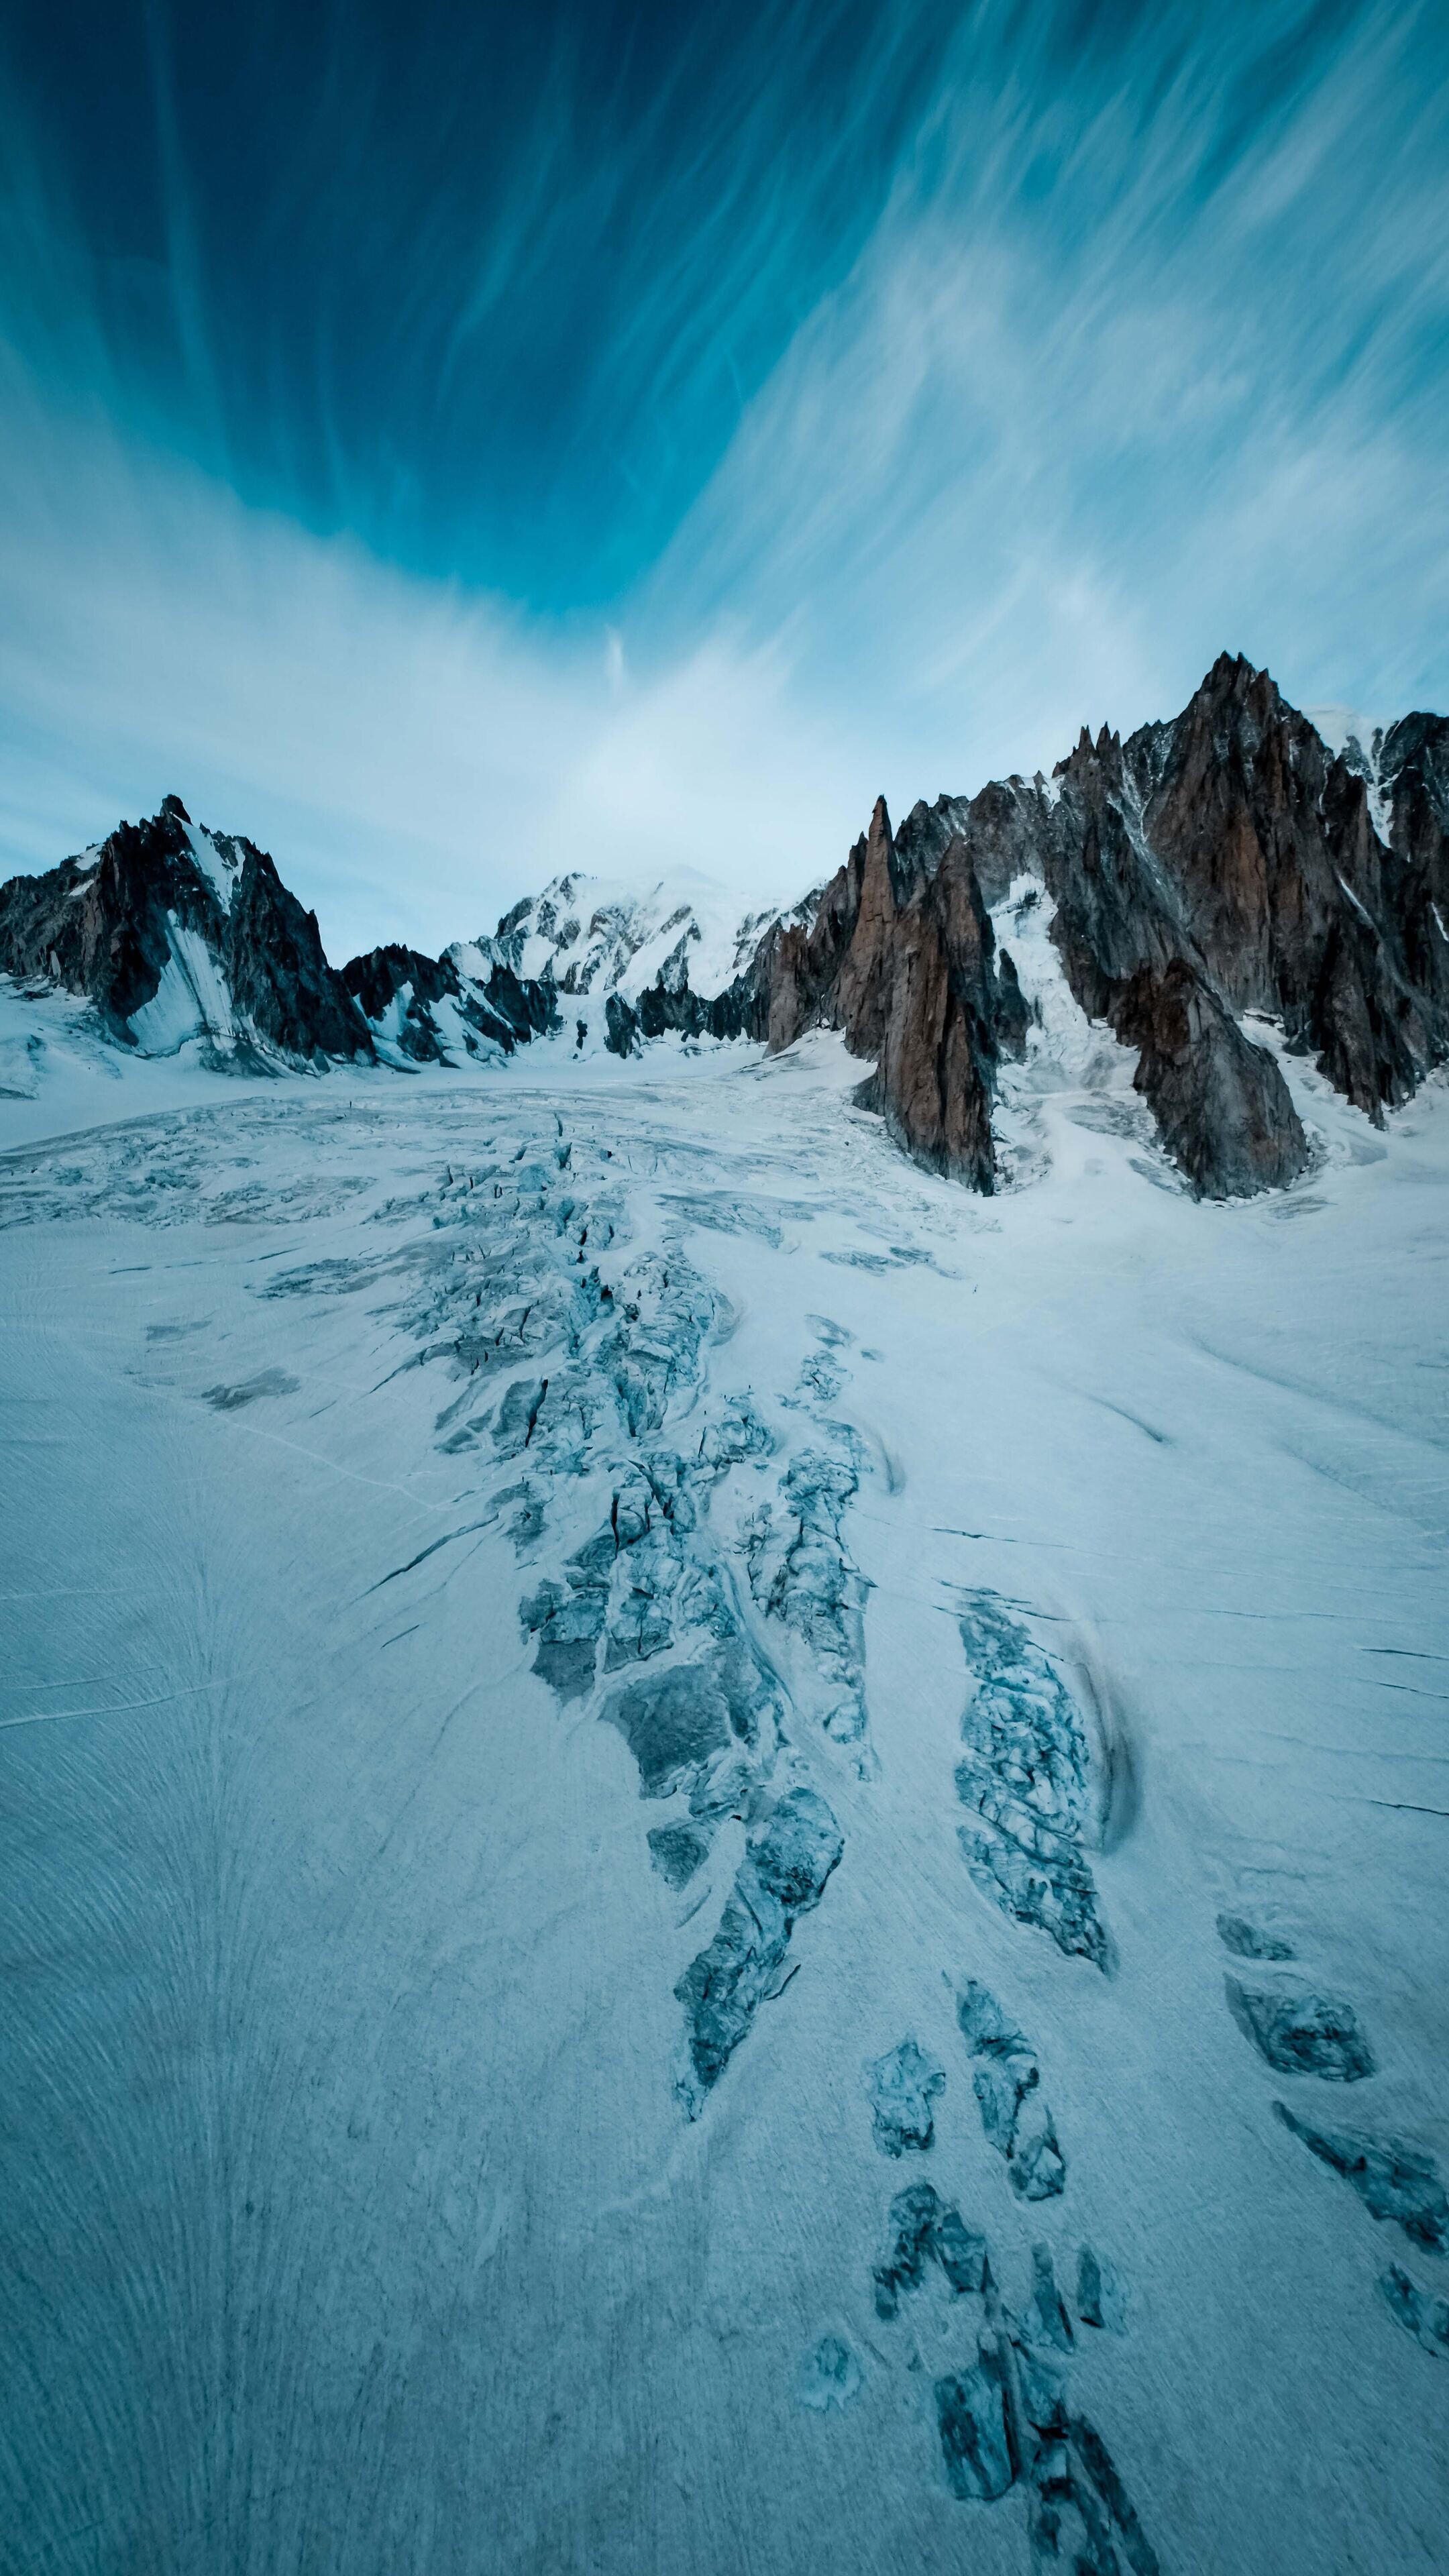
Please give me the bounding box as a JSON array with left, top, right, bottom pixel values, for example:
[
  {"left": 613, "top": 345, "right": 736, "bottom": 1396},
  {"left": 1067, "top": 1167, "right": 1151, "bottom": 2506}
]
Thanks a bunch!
[
  {"left": 340, "top": 940, "right": 555, "bottom": 1062},
  {"left": 1137, "top": 662, "right": 1447, "bottom": 1113},
  {"left": 225, "top": 838, "right": 374, "bottom": 1063},
  {"left": 0, "top": 792, "right": 561, "bottom": 1075},
  {"left": 1038, "top": 703, "right": 1311, "bottom": 1194},
  {"left": 1378, "top": 711, "right": 1449, "bottom": 1028},
  {"left": 0, "top": 794, "right": 372, "bottom": 1066},
  {"left": 600, "top": 969, "right": 761, "bottom": 1057},
  {"left": 744, "top": 654, "right": 1449, "bottom": 1199},
  {"left": 1114, "top": 959, "right": 1307, "bottom": 1199},
  {"left": 754, "top": 797, "right": 1026, "bottom": 1189},
  {"left": 340, "top": 943, "right": 466, "bottom": 1061}
]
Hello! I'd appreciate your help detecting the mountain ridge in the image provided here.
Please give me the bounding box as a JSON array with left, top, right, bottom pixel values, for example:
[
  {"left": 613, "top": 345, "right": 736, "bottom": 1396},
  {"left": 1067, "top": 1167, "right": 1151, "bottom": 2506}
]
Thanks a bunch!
[{"left": 3, "top": 654, "right": 1446, "bottom": 1198}]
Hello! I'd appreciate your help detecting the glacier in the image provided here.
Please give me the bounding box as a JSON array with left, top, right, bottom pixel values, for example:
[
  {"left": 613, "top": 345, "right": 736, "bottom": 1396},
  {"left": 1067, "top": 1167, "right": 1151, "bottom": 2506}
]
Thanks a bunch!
[{"left": 1, "top": 994, "right": 1447, "bottom": 2575}]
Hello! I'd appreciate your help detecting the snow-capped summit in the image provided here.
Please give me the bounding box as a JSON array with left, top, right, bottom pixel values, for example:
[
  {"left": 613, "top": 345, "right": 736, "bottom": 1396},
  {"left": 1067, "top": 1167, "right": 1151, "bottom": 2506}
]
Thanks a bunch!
[
  {"left": 492, "top": 868, "right": 780, "bottom": 1004},
  {"left": 178, "top": 808, "right": 247, "bottom": 914}
]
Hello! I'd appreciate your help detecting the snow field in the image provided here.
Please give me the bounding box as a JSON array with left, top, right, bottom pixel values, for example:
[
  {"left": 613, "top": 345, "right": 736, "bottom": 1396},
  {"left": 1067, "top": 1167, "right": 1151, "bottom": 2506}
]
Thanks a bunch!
[{"left": 1, "top": 1009, "right": 1446, "bottom": 2574}]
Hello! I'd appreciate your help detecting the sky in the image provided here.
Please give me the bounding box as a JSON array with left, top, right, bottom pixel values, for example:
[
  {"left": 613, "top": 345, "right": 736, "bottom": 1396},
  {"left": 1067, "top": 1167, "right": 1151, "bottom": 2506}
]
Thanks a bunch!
[{"left": 1, "top": 0, "right": 1447, "bottom": 961}]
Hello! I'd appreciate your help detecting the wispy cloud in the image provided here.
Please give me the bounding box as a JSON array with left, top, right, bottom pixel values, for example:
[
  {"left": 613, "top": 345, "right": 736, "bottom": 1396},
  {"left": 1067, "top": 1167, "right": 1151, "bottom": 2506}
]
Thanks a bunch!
[
  {"left": 1, "top": 0, "right": 1447, "bottom": 951},
  {"left": 657, "top": 0, "right": 1449, "bottom": 782},
  {"left": 0, "top": 404, "right": 865, "bottom": 958}
]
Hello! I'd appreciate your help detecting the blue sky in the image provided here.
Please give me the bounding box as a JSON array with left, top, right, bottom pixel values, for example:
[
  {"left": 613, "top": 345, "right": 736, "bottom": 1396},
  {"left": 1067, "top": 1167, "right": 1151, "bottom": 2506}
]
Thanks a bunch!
[{"left": 1, "top": 0, "right": 1447, "bottom": 959}]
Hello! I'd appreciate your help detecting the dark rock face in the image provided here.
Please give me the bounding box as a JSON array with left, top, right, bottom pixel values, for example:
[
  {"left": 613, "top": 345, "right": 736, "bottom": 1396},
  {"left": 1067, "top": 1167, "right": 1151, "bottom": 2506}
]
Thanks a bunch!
[
  {"left": 753, "top": 797, "right": 1025, "bottom": 1189},
  {"left": 1114, "top": 959, "right": 1307, "bottom": 1198},
  {"left": 1379, "top": 711, "right": 1449, "bottom": 1029},
  {"left": 1134, "top": 663, "right": 1447, "bottom": 1115},
  {"left": 340, "top": 943, "right": 461, "bottom": 1061},
  {"left": 743, "top": 653, "right": 1449, "bottom": 1199},
  {"left": 0, "top": 797, "right": 219, "bottom": 1036},
  {"left": 0, "top": 796, "right": 372, "bottom": 1065},
  {"left": 987, "top": 701, "right": 1311, "bottom": 1198},
  {"left": 0, "top": 794, "right": 557, "bottom": 1078},
  {"left": 340, "top": 941, "right": 554, "bottom": 1061},
  {"left": 226, "top": 847, "right": 372, "bottom": 1063},
  {"left": 1034, "top": 657, "right": 1446, "bottom": 1175},
  {"left": 601, "top": 973, "right": 762, "bottom": 1053}
]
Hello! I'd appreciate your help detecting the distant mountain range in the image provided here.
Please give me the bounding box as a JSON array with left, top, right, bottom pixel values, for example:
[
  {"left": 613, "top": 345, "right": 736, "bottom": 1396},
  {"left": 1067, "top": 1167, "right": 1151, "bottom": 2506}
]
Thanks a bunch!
[{"left": 2, "top": 653, "right": 1446, "bottom": 1197}]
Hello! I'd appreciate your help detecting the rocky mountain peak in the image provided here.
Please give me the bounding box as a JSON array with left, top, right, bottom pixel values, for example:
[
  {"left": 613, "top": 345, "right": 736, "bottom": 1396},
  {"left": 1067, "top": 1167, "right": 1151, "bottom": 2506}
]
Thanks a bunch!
[
  {"left": 1, "top": 653, "right": 1445, "bottom": 1202},
  {"left": 748, "top": 654, "right": 1446, "bottom": 1197},
  {"left": 756, "top": 790, "right": 1024, "bottom": 1190},
  {"left": 0, "top": 798, "right": 372, "bottom": 1068}
]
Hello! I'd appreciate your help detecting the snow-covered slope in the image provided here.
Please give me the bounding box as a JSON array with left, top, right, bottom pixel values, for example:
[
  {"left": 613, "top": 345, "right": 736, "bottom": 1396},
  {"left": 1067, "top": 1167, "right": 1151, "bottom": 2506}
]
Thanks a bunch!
[
  {"left": 492, "top": 866, "right": 782, "bottom": 1002},
  {"left": 0, "top": 970, "right": 282, "bottom": 1142},
  {"left": 180, "top": 815, "right": 247, "bottom": 912},
  {"left": 2, "top": 1030, "right": 1446, "bottom": 2573}
]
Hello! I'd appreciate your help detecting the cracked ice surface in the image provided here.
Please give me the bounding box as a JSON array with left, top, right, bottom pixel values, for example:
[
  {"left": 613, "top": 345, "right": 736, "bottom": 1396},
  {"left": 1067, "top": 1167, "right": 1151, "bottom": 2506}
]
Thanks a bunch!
[{"left": 1, "top": 1026, "right": 1448, "bottom": 2573}]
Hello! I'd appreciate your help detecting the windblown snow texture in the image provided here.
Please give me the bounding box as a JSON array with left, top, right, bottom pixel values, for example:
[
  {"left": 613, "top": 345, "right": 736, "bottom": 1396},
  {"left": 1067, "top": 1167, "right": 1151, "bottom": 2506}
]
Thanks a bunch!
[{"left": 1, "top": 861, "right": 1447, "bottom": 2565}]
